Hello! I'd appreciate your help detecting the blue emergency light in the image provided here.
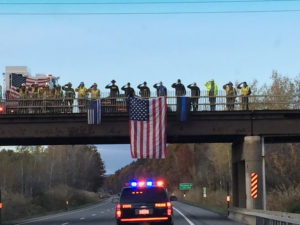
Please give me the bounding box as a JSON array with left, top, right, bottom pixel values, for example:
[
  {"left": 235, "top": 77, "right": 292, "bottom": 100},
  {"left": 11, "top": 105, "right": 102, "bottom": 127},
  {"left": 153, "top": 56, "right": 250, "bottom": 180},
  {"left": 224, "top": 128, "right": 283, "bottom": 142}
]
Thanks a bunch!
[
  {"left": 146, "top": 180, "right": 153, "bottom": 187},
  {"left": 130, "top": 181, "right": 137, "bottom": 187}
]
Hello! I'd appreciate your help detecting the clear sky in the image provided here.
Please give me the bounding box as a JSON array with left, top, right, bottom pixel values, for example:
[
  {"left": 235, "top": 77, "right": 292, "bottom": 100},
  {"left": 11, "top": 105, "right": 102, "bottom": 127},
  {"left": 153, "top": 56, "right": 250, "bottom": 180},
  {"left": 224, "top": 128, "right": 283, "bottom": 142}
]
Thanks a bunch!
[{"left": 1, "top": 0, "right": 300, "bottom": 173}]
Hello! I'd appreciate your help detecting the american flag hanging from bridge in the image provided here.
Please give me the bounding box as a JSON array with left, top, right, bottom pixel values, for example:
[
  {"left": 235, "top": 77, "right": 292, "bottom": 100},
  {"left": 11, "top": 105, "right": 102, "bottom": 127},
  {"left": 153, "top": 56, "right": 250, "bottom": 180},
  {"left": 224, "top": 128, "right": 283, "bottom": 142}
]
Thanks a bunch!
[
  {"left": 7, "top": 73, "right": 50, "bottom": 98},
  {"left": 129, "top": 96, "right": 167, "bottom": 159}
]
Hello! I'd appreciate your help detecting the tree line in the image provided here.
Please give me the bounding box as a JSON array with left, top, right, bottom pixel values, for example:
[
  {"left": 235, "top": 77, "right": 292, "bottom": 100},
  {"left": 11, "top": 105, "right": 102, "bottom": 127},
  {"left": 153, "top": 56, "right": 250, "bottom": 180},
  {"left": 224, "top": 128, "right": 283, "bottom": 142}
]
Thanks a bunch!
[{"left": 0, "top": 145, "right": 105, "bottom": 220}]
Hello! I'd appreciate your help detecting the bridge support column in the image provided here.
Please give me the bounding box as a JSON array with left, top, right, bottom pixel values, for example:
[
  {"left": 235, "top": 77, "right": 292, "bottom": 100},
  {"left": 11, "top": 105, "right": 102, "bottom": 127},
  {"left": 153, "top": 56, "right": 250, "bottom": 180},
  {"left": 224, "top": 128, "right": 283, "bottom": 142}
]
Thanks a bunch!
[{"left": 232, "top": 136, "right": 265, "bottom": 210}]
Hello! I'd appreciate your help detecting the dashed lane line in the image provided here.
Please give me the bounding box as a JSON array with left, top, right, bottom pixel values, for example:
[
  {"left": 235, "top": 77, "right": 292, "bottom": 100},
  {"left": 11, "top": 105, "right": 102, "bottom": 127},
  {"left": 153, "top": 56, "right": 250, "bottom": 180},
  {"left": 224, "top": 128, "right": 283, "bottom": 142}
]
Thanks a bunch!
[
  {"left": 173, "top": 207, "right": 195, "bottom": 225},
  {"left": 80, "top": 217, "right": 85, "bottom": 220},
  {"left": 62, "top": 223, "right": 69, "bottom": 225},
  {"left": 92, "top": 214, "right": 96, "bottom": 216}
]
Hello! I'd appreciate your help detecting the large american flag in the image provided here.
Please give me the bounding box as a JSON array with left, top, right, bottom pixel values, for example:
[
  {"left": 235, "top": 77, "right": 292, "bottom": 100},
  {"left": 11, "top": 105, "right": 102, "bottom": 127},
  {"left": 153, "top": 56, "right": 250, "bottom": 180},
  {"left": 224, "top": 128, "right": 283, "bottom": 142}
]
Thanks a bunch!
[
  {"left": 7, "top": 73, "right": 50, "bottom": 98},
  {"left": 129, "top": 96, "right": 167, "bottom": 159}
]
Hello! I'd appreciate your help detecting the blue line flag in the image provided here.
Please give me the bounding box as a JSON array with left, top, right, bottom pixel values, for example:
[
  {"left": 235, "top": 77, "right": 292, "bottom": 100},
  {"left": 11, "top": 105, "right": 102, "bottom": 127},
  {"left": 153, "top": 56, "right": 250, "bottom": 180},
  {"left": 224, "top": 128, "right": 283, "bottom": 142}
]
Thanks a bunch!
[
  {"left": 177, "top": 97, "right": 191, "bottom": 122},
  {"left": 87, "top": 99, "right": 101, "bottom": 125}
]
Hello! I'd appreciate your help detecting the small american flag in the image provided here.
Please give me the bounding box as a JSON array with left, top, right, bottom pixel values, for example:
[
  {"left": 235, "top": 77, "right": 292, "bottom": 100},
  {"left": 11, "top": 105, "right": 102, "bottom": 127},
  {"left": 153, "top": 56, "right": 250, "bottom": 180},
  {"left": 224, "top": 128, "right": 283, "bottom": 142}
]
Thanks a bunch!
[
  {"left": 129, "top": 96, "right": 167, "bottom": 159},
  {"left": 87, "top": 99, "right": 101, "bottom": 125},
  {"left": 8, "top": 73, "right": 50, "bottom": 98}
]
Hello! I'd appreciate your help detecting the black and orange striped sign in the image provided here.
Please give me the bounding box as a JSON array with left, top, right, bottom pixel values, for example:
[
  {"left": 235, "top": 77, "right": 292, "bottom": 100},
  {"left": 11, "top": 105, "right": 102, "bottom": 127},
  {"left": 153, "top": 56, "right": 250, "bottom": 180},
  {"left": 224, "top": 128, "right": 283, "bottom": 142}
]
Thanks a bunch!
[{"left": 251, "top": 172, "right": 258, "bottom": 199}]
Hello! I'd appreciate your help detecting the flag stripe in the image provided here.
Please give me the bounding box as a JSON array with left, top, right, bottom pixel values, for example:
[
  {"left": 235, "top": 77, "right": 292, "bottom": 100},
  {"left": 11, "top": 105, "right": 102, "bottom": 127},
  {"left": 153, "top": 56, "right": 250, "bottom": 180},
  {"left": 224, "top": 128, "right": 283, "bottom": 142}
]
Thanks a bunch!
[
  {"left": 140, "top": 121, "right": 143, "bottom": 158},
  {"left": 129, "top": 121, "right": 134, "bottom": 158},
  {"left": 134, "top": 120, "right": 137, "bottom": 158},
  {"left": 149, "top": 99, "right": 153, "bottom": 159},
  {"left": 162, "top": 97, "right": 167, "bottom": 158},
  {"left": 158, "top": 97, "right": 162, "bottom": 158},
  {"left": 152, "top": 99, "right": 156, "bottom": 159},
  {"left": 146, "top": 121, "right": 150, "bottom": 158}
]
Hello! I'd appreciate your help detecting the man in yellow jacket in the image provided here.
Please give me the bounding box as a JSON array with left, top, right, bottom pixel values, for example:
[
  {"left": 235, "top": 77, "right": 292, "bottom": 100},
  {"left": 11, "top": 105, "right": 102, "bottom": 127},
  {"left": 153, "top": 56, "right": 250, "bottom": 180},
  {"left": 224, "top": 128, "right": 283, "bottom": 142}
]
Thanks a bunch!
[
  {"left": 88, "top": 83, "right": 100, "bottom": 100},
  {"left": 76, "top": 82, "right": 87, "bottom": 113},
  {"left": 205, "top": 79, "right": 218, "bottom": 111}
]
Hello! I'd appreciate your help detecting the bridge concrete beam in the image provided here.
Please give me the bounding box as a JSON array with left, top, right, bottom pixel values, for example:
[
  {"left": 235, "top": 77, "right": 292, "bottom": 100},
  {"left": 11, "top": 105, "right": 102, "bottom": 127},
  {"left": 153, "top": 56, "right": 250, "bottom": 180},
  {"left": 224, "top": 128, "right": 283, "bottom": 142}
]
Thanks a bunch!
[{"left": 232, "top": 136, "right": 265, "bottom": 210}]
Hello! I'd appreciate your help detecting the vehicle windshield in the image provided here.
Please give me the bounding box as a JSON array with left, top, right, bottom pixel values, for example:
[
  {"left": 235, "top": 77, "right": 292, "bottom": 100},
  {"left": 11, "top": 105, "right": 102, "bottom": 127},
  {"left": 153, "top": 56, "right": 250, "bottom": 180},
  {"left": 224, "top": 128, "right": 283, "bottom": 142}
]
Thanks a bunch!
[{"left": 120, "top": 187, "right": 168, "bottom": 203}]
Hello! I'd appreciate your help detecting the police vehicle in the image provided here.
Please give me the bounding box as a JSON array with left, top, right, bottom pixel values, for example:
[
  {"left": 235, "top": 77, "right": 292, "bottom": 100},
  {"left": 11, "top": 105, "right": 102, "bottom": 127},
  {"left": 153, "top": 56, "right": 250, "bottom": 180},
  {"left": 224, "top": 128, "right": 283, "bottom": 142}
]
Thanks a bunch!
[{"left": 115, "top": 179, "right": 173, "bottom": 225}]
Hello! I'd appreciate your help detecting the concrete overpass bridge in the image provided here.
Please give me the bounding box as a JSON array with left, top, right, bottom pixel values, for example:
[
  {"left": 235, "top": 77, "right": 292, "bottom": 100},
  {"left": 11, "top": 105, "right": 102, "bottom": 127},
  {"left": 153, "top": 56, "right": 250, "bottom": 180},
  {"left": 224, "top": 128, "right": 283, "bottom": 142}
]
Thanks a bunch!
[{"left": 1, "top": 96, "right": 300, "bottom": 224}]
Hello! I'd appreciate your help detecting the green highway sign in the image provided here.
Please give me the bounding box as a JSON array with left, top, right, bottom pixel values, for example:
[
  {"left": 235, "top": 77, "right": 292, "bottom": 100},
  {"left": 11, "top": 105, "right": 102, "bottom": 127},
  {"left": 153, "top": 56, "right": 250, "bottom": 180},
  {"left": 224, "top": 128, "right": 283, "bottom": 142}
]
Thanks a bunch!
[{"left": 179, "top": 183, "right": 193, "bottom": 190}]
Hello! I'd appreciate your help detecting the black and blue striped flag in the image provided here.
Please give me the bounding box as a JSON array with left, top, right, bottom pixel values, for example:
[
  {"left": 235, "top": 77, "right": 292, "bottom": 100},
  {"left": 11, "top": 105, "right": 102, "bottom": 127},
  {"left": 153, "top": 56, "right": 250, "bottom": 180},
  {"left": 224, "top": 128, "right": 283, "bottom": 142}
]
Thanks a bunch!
[
  {"left": 87, "top": 99, "right": 101, "bottom": 125},
  {"left": 177, "top": 97, "right": 191, "bottom": 122}
]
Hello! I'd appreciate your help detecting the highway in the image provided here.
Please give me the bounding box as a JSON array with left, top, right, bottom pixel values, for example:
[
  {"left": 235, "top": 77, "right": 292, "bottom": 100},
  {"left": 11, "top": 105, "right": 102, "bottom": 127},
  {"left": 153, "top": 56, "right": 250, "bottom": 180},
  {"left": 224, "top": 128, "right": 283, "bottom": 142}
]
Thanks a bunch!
[{"left": 11, "top": 197, "right": 244, "bottom": 225}]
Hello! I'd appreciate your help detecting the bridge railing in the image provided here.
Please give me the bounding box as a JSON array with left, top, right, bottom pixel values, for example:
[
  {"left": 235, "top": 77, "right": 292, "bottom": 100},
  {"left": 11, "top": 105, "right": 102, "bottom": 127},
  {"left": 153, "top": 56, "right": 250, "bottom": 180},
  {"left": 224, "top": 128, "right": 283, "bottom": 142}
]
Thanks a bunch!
[{"left": 0, "top": 95, "right": 300, "bottom": 114}]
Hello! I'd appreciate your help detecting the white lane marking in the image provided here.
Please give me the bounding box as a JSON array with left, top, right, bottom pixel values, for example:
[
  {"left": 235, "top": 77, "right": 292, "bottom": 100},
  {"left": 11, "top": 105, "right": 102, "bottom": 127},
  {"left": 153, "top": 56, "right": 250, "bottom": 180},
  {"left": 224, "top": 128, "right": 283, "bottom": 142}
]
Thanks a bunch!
[
  {"left": 101, "top": 211, "right": 104, "bottom": 213},
  {"left": 62, "top": 223, "right": 69, "bottom": 225},
  {"left": 92, "top": 214, "right": 96, "bottom": 216},
  {"left": 80, "top": 217, "right": 85, "bottom": 220},
  {"left": 15, "top": 199, "right": 111, "bottom": 225},
  {"left": 173, "top": 207, "right": 195, "bottom": 225}
]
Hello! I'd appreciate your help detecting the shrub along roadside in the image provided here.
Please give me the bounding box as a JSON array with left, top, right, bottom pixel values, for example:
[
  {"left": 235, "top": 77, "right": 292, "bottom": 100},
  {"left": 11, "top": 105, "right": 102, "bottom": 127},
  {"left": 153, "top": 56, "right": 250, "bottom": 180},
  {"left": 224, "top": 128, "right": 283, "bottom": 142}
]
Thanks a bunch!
[{"left": 2, "top": 185, "right": 100, "bottom": 222}]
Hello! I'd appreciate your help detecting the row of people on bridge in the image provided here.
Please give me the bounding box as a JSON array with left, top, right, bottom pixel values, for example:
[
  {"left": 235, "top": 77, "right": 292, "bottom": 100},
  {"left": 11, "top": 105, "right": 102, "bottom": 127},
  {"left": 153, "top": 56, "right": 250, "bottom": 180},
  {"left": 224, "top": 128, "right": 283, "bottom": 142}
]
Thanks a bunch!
[
  {"left": 15, "top": 79, "right": 251, "bottom": 98},
  {"left": 14, "top": 79, "right": 252, "bottom": 111}
]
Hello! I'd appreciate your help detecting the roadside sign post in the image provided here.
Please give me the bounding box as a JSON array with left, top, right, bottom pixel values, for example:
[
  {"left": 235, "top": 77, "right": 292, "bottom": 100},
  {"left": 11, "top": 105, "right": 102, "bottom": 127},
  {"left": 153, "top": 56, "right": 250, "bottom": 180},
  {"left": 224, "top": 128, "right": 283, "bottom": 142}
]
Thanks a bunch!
[
  {"left": 203, "top": 187, "right": 207, "bottom": 198},
  {"left": 226, "top": 182, "right": 230, "bottom": 215},
  {"left": 65, "top": 200, "right": 69, "bottom": 211},
  {"left": 0, "top": 189, "right": 2, "bottom": 225}
]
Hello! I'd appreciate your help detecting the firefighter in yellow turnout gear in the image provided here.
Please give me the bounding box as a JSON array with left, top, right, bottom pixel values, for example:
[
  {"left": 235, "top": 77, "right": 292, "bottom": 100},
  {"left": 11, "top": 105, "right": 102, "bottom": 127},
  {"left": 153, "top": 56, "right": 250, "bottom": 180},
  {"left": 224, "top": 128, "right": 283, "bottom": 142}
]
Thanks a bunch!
[
  {"left": 76, "top": 82, "right": 88, "bottom": 113},
  {"left": 237, "top": 82, "right": 251, "bottom": 110},
  {"left": 205, "top": 79, "right": 218, "bottom": 111},
  {"left": 88, "top": 83, "right": 100, "bottom": 100}
]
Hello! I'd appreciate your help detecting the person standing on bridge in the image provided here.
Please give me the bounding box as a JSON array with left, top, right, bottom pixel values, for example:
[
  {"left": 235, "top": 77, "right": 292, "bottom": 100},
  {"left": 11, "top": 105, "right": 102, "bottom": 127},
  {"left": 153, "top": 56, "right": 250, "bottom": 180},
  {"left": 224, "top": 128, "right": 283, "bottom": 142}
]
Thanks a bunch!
[
  {"left": 17, "top": 83, "right": 28, "bottom": 114},
  {"left": 205, "top": 79, "right": 218, "bottom": 111},
  {"left": 88, "top": 83, "right": 100, "bottom": 100},
  {"left": 172, "top": 79, "right": 186, "bottom": 97},
  {"left": 223, "top": 82, "right": 237, "bottom": 111},
  {"left": 54, "top": 84, "right": 63, "bottom": 113},
  {"left": 237, "top": 82, "right": 251, "bottom": 110},
  {"left": 62, "top": 82, "right": 75, "bottom": 113},
  {"left": 105, "top": 80, "right": 119, "bottom": 97},
  {"left": 153, "top": 81, "right": 167, "bottom": 97},
  {"left": 105, "top": 80, "right": 119, "bottom": 111},
  {"left": 137, "top": 81, "right": 150, "bottom": 98},
  {"left": 121, "top": 82, "right": 135, "bottom": 97},
  {"left": 187, "top": 82, "right": 200, "bottom": 111},
  {"left": 76, "top": 82, "right": 88, "bottom": 113}
]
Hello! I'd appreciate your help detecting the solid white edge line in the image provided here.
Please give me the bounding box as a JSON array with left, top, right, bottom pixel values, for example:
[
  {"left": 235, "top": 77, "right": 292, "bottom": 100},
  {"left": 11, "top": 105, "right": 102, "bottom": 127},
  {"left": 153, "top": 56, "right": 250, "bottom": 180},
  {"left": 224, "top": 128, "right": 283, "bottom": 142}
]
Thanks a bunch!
[{"left": 173, "top": 207, "right": 195, "bottom": 225}]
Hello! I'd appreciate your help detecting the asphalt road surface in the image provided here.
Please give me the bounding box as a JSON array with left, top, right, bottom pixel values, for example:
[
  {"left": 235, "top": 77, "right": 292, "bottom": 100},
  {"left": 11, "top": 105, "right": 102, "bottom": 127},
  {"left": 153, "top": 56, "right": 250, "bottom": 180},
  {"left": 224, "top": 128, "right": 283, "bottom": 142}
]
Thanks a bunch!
[{"left": 11, "top": 198, "right": 244, "bottom": 225}]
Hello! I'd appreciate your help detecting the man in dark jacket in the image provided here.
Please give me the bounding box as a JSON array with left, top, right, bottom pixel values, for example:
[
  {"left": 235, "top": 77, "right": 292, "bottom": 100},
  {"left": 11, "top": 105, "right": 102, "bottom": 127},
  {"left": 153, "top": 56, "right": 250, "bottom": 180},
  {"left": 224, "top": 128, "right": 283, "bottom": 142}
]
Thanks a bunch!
[
  {"left": 62, "top": 82, "right": 75, "bottom": 113},
  {"left": 172, "top": 79, "right": 186, "bottom": 96},
  {"left": 153, "top": 82, "right": 167, "bottom": 97},
  {"left": 105, "top": 80, "right": 119, "bottom": 97},
  {"left": 137, "top": 81, "right": 150, "bottom": 98},
  {"left": 187, "top": 82, "right": 200, "bottom": 111},
  {"left": 121, "top": 82, "right": 135, "bottom": 97}
]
